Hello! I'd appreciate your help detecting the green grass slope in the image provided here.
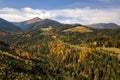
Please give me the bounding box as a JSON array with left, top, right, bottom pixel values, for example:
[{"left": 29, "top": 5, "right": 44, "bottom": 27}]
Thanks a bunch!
[{"left": 63, "top": 25, "right": 93, "bottom": 33}]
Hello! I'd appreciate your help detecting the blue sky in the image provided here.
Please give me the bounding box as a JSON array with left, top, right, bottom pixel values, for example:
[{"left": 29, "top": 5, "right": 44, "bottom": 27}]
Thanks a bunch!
[
  {"left": 0, "top": 0, "right": 120, "bottom": 25},
  {"left": 0, "top": 0, "right": 120, "bottom": 9}
]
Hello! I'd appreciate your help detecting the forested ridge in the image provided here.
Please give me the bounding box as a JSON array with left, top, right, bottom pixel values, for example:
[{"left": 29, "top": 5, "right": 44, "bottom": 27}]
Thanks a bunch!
[{"left": 0, "top": 27, "right": 120, "bottom": 80}]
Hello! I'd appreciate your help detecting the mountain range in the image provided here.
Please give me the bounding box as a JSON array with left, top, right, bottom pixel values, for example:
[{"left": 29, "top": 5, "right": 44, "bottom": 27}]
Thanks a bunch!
[
  {"left": 13, "top": 17, "right": 72, "bottom": 32},
  {"left": 0, "top": 18, "right": 23, "bottom": 36},
  {"left": 0, "top": 17, "right": 120, "bottom": 36},
  {"left": 0, "top": 17, "right": 120, "bottom": 80},
  {"left": 87, "top": 23, "right": 120, "bottom": 29}
]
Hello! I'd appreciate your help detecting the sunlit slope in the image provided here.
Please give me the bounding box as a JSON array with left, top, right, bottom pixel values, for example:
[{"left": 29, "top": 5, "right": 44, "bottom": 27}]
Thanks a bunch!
[{"left": 63, "top": 26, "right": 93, "bottom": 33}]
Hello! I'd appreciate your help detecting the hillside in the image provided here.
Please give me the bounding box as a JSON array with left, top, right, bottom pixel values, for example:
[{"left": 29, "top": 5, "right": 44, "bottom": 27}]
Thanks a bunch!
[
  {"left": 13, "top": 17, "right": 72, "bottom": 32},
  {"left": 0, "top": 17, "right": 120, "bottom": 80},
  {"left": 0, "top": 31, "right": 120, "bottom": 80},
  {"left": 13, "top": 17, "right": 42, "bottom": 29},
  {"left": 63, "top": 25, "right": 93, "bottom": 33},
  {"left": 88, "top": 23, "right": 120, "bottom": 29},
  {"left": 0, "top": 18, "right": 23, "bottom": 36}
]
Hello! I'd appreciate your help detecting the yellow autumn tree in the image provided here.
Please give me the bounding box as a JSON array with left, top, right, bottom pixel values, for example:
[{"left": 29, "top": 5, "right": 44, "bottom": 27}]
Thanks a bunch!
[
  {"left": 78, "top": 48, "right": 92, "bottom": 63},
  {"left": 78, "top": 49, "right": 87, "bottom": 63},
  {"left": 48, "top": 40, "right": 65, "bottom": 55},
  {"left": 92, "top": 41, "right": 97, "bottom": 47}
]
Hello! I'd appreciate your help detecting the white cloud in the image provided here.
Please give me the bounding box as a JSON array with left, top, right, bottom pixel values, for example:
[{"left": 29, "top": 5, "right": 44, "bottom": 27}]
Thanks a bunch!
[{"left": 0, "top": 7, "right": 120, "bottom": 25}]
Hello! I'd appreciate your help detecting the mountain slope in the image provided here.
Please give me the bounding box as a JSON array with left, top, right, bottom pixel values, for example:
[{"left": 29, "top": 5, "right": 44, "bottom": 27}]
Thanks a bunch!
[
  {"left": 0, "top": 18, "right": 23, "bottom": 36},
  {"left": 13, "top": 17, "right": 72, "bottom": 32},
  {"left": 0, "top": 34, "right": 120, "bottom": 80},
  {"left": 88, "top": 23, "right": 120, "bottom": 29},
  {"left": 63, "top": 25, "right": 93, "bottom": 33},
  {"left": 13, "top": 17, "right": 42, "bottom": 28}
]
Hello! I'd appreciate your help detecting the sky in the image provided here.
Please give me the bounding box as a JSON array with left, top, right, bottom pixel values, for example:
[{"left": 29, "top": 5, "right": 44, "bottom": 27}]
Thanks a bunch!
[{"left": 0, "top": 0, "right": 120, "bottom": 25}]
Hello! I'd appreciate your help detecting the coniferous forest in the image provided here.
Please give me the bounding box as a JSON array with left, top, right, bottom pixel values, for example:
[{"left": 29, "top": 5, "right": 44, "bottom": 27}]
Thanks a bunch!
[{"left": 0, "top": 23, "right": 120, "bottom": 80}]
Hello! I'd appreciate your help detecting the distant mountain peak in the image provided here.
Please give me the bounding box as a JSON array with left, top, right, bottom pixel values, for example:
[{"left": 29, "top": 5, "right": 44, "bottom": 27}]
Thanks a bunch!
[
  {"left": 26, "top": 17, "right": 42, "bottom": 24},
  {"left": 32, "top": 17, "right": 41, "bottom": 20},
  {"left": 88, "top": 23, "right": 120, "bottom": 29}
]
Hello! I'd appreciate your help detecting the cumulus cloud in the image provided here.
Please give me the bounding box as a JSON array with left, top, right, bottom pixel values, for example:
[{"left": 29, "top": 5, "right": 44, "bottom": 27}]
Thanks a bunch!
[{"left": 0, "top": 7, "right": 120, "bottom": 25}]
